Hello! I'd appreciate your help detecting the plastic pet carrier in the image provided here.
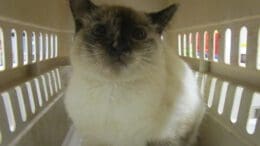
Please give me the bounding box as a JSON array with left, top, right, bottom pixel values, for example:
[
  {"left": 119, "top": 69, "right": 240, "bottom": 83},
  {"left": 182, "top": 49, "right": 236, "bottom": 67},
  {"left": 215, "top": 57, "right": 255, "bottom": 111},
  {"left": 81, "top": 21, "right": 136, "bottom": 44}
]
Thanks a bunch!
[{"left": 0, "top": 0, "right": 259, "bottom": 146}]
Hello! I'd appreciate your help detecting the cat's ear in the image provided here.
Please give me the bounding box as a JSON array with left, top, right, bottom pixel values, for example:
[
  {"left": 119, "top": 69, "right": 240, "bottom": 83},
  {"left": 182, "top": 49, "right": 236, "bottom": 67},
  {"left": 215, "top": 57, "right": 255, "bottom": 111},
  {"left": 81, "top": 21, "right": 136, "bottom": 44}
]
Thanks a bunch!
[
  {"left": 69, "top": 0, "right": 97, "bottom": 17},
  {"left": 69, "top": 0, "right": 98, "bottom": 32},
  {"left": 148, "top": 4, "right": 179, "bottom": 34}
]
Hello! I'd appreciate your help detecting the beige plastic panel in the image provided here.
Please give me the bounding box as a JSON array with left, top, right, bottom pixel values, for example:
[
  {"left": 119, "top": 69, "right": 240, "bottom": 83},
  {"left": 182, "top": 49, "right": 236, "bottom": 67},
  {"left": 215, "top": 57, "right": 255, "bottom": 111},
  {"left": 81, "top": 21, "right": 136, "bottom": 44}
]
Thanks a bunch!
[
  {"left": 0, "top": 0, "right": 74, "bottom": 31},
  {"left": 196, "top": 73, "right": 260, "bottom": 146},
  {"left": 167, "top": 0, "right": 260, "bottom": 146},
  {"left": 0, "top": 0, "right": 73, "bottom": 145},
  {"left": 169, "top": 0, "right": 260, "bottom": 88},
  {"left": 0, "top": 0, "right": 73, "bottom": 92},
  {"left": 0, "top": 0, "right": 259, "bottom": 146},
  {"left": 0, "top": 67, "right": 71, "bottom": 146},
  {"left": 169, "top": 0, "right": 260, "bottom": 29},
  {"left": 175, "top": 18, "right": 260, "bottom": 88},
  {"left": 0, "top": 0, "right": 74, "bottom": 58},
  {"left": 92, "top": 0, "right": 172, "bottom": 11}
]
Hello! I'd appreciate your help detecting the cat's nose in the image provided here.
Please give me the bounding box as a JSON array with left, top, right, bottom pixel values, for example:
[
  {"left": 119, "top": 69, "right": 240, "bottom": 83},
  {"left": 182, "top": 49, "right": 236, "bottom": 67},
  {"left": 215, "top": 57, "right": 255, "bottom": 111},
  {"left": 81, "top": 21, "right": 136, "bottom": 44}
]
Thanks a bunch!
[
  {"left": 108, "top": 42, "right": 130, "bottom": 57},
  {"left": 108, "top": 46, "right": 126, "bottom": 57}
]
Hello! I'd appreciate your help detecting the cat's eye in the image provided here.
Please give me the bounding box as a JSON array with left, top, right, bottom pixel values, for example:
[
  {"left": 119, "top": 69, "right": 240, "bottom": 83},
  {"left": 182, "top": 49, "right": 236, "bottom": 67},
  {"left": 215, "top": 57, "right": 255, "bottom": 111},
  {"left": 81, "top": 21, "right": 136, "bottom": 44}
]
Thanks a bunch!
[
  {"left": 132, "top": 27, "right": 147, "bottom": 40},
  {"left": 92, "top": 24, "right": 107, "bottom": 36}
]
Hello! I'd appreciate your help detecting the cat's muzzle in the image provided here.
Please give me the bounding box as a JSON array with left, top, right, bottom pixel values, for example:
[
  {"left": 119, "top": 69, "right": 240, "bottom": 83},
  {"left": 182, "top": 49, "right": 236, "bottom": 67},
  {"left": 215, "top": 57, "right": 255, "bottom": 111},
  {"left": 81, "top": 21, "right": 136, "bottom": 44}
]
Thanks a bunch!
[{"left": 107, "top": 46, "right": 132, "bottom": 67}]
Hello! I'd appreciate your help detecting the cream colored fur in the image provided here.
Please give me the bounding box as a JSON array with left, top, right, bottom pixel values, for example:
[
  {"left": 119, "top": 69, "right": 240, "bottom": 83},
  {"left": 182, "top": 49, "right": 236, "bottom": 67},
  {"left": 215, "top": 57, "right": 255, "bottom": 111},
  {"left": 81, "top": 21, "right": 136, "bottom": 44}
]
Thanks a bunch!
[{"left": 65, "top": 34, "right": 205, "bottom": 146}]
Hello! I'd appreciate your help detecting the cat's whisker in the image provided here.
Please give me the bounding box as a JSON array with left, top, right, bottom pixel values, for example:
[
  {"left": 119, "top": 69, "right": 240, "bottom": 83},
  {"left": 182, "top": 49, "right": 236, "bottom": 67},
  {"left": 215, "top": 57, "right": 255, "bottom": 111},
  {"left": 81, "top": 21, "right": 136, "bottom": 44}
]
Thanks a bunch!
[
  {"left": 134, "top": 57, "right": 157, "bottom": 71},
  {"left": 85, "top": 43, "right": 99, "bottom": 49},
  {"left": 80, "top": 51, "right": 105, "bottom": 58}
]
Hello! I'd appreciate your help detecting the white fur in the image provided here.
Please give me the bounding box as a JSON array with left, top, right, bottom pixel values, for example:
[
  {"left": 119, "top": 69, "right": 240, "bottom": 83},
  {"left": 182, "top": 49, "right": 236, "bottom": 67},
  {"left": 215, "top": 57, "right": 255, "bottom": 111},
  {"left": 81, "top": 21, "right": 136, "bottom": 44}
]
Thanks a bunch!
[{"left": 65, "top": 36, "right": 205, "bottom": 146}]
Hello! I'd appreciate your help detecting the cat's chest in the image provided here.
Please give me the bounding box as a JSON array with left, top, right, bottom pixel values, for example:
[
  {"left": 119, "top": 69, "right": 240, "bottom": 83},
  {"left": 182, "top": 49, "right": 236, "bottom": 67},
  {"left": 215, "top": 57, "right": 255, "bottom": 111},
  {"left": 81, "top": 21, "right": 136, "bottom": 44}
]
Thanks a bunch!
[
  {"left": 66, "top": 79, "right": 165, "bottom": 117},
  {"left": 65, "top": 79, "right": 166, "bottom": 141},
  {"left": 70, "top": 80, "right": 163, "bottom": 110}
]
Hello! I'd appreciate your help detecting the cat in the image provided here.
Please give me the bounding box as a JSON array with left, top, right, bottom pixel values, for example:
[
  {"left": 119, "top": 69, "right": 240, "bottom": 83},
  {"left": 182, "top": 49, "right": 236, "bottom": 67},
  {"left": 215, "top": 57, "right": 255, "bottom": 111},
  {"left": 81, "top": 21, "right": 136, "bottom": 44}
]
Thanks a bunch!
[{"left": 65, "top": 0, "right": 205, "bottom": 146}]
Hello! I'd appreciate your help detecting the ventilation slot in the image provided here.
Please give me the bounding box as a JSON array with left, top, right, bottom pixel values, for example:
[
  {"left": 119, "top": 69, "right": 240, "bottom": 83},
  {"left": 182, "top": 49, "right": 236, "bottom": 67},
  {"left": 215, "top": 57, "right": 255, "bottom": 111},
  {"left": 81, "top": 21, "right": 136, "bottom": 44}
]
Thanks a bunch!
[
  {"left": 231, "top": 86, "right": 244, "bottom": 123},
  {"left": 196, "top": 32, "right": 201, "bottom": 58},
  {"left": 47, "top": 73, "right": 54, "bottom": 96},
  {"left": 22, "top": 31, "right": 29, "bottom": 65},
  {"left": 55, "top": 69, "right": 62, "bottom": 89},
  {"left": 224, "top": 29, "right": 232, "bottom": 64},
  {"left": 183, "top": 34, "right": 187, "bottom": 57},
  {"left": 31, "top": 32, "right": 37, "bottom": 63},
  {"left": 52, "top": 71, "right": 58, "bottom": 93},
  {"left": 50, "top": 34, "right": 54, "bottom": 58},
  {"left": 200, "top": 74, "right": 208, "bottom": 96},
  {"left": 257, "top": 28, "right": 260, "bottom": 70},
  {"left": 239, "top": 26, "right": 248, "bottom": 67},
  {"left": 55, "top": 35, "right": 58, "bottom": 57},
  {"left": 218, "top": 81, "right": 229, "bottom": 114},
  {"left": 15, "top": 86, "right": 27, "bottom": 122},
  {"left": 25, "top": 82, "right": 36, "bottom": 114},
  {"left": 208, "top": 78, "right": 217, "bottom": 108},
  {"left": 45, "top": 34, "right": 49, "bottom": 60},
  {"left": 178, "top": 34, "right": 182, "bottom": 56},
  {"left": 246, "top": 92, "right": 260, "bottom": 135},
  {"left": 41, "top": 75, "right": 49, "bottom": 101},
  {"left": 0, "top": 27, "right": 5, "bottom": 71},
  {"left": 2, "top": 92, "right": 16, "bottom": 132},
  {"left": 189, "top": 33, "right": 193, "bottom": 58},
  {"left": 204, "top": 31, "right": 209, "bottom": 60},
  {"left": 213, "top": 30, "right": 220, "bottom": 62},
  {"left": 11, "top": 29, "right": 18, "bottom": 68},
  {"left": 39, "top": 33, "right": 44, "bottom": 61},
  {"left": 34, "top": 79, "right": 43, "bottom": 107}
]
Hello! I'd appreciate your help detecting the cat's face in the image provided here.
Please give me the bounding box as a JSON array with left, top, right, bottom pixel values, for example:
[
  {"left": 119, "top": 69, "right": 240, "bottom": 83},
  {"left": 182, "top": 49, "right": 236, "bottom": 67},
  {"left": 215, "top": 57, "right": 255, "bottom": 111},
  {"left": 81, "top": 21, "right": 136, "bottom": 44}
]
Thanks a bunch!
[{"left": 70, "top": 0, "right": 178, "bottom": 79}]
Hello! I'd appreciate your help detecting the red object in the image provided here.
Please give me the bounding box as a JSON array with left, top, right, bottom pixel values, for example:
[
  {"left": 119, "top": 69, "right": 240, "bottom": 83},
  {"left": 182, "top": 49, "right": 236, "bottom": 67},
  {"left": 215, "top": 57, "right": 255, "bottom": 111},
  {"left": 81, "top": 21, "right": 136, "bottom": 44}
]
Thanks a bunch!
[
  {"left": 196, "top": 32, "right": 200, "bottom": 56},
  {"left": 214, "top": 31, "right": 220, "bottom": 60},
  {"left": 204, "top": 32, "right": 209, "bottom": 58}
]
